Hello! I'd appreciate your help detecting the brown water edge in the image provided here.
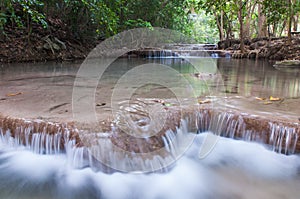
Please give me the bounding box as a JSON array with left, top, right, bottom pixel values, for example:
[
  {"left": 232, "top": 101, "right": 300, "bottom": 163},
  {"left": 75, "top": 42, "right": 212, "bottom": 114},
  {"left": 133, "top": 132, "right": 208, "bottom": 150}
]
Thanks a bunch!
[{"left": 0, "top": 100, "right": 299, "bottom": 156}]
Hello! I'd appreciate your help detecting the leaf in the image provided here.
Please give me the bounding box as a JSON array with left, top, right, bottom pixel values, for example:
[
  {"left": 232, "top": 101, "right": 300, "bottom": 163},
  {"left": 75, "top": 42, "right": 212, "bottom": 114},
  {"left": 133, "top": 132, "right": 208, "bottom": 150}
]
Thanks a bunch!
[
  {"left": 198, "top": 99, "right": 211, "bottom": 104},
  {"left": 255, "top": 97, "right": 266, "bottom": 101},
  {"left": 269, "top": 96, "right": 281, "bottom": 101},
  {"left": 6, "top": 92, "right": 23, "bottom": 97}
]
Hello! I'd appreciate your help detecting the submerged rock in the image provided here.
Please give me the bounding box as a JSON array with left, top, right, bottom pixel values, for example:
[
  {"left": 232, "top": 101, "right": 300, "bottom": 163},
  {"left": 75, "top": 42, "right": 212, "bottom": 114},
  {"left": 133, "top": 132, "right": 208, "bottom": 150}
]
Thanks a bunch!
[{"left": 274, "top": 60, "right": 300, "bottom": 68}]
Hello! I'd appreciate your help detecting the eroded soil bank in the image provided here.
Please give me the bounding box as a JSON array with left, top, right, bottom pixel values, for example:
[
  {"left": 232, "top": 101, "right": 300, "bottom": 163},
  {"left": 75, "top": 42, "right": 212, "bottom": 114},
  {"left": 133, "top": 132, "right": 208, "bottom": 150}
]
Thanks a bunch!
[{"left": 0, "top": 23, "right": 98, "bottom": 63}]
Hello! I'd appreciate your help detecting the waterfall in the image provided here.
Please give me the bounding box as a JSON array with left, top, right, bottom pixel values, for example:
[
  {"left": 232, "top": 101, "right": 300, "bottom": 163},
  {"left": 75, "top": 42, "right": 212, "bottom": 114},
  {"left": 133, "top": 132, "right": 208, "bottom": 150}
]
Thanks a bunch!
[
  {"left": 269, "top": 123, "right": 298, "bottom": 154},
  {"left": 194, "top": 109, "right": 300, "bottom": 154},
  {"left": 0, "top": 109, "right": 300, "bottom": 199},
  {"left": 0, "top": 106, "right": 299, "bottom": 172}
]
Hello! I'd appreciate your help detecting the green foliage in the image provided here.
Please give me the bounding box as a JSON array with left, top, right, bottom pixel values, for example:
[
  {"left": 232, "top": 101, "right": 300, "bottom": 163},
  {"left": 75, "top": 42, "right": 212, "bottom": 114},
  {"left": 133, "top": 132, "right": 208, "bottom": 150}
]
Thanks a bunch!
[
  {"left": 18, "top": 0, "right": 48, "bottom": 28},
  {"left": 0, "top": 0, "right": 13, "bottom": 32},
  {"left": 190, "top": 10, "right": 219, "bottom": 43},
  {"left": 91, "top": 1, "right": 120, "bottom": 37},
  {"left": 124, "top": 19, "right": 152, "bottom": 29},
  {"left": 262, "top": 0, "right": 300, "bottom": 37},
  {"left": 262, "top": 0, "right": 288, "bottom": 25},
  {"left": 1, "top": 0, "right": 298, "bottom": 42},
  {"left": 0, "top": 13, "right": 7, "bottom": 30},
  {"left": 197, "top": 0, "right": 238, "bottom": 40},
  {"left": 0, "top": 0, "right": 47, "bottom": 32},
  {"left": 0, "top": 0, "right": 204, "bottom": 41}
]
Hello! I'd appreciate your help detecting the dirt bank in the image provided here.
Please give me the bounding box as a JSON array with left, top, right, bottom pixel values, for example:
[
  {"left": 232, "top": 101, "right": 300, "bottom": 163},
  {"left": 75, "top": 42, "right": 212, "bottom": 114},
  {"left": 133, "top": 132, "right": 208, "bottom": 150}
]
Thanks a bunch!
[{"left": 0, "top": 21, "right": 98, "bottom": 63}]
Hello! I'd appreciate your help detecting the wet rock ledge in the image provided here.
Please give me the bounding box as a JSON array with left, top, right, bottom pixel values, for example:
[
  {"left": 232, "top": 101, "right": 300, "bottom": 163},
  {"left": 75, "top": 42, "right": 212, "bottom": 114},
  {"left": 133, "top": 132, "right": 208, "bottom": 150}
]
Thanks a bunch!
[
  {"left": 274, "top": 60, "right": 300, "bottom": 68},
  {"left": 0, "top": 103, "right": 299, "bottom": 155}
]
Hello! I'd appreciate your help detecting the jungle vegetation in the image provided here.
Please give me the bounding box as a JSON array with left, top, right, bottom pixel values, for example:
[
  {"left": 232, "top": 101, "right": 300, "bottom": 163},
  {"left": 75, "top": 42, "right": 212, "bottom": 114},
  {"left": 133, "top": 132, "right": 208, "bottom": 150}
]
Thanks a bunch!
[{"left": 0, "top": 0, "right": 299, "bottom": 46}]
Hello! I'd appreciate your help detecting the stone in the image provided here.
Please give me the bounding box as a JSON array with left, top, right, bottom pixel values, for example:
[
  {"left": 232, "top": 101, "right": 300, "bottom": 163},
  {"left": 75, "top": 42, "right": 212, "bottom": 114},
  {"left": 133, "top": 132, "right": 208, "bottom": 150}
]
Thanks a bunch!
[
  {"left": 249, "top": 43, "right": 256, "bottom": 50},
  {"left": 1, "top": 103, "right": 300, "bottom": 155},
  {"left": 248, "top": 50, "right": 259, "bottom": 59},
  {"left": 220, "top": 37, "right": 300, "bottom": 61},
  {"left": 274, "top": 60, "right": 300, "bottom": 68}
]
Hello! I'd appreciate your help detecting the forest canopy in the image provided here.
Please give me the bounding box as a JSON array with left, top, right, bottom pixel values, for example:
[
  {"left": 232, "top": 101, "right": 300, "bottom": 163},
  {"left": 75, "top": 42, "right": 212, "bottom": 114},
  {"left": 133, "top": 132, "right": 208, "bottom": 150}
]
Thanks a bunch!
[{"left": 0, "top": 0, "right": 299, "bottom": 44}]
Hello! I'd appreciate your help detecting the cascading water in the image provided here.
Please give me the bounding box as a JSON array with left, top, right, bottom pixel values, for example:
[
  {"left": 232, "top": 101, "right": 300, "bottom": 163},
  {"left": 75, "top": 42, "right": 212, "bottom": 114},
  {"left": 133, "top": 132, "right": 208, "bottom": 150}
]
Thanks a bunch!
[
  {"left": 0, "top": 103, "right": 300, "bottom": 199},
  {"left": 1, "top": 128, "right": 300, "bottom": 199},
  {"left": 269, "top": 122, "right": 299, "bottom": 154},
  {"left": 140, "top": 44, "right": 223, "bottom": 58}
]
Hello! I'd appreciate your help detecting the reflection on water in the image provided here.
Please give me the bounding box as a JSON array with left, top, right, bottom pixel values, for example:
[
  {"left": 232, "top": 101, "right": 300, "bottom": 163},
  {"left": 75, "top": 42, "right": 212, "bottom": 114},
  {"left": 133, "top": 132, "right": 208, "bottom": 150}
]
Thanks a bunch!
[
  {"left": 103, "top": 58, "right": 300, "bottom": 99},
  {"left": 1, "top": 58, "right": 298, "bottom": 99},
  {"left": 0, "top": 61, "right": 80, "bottom": 80},
  {"left": 217, "top": 59, "right": 300, "bottom": 98}
]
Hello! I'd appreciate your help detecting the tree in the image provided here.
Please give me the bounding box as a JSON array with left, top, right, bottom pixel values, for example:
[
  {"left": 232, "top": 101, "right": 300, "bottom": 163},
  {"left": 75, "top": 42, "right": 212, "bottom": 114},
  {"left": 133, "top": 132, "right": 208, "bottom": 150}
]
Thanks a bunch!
[
  {"left": 198, "top": 0, "right": 248, "bottom": 51},
  {"left": 198, "top": 0, "right": 236, "bottom": 41},
  {"left": 257, "top": 2, "right": 267, "bottom": 37},
  {"left": 237, "top": 0, "right": 245, "bottom": 52},
  {"left": 262, "top": 0, "right": 297, "bottom": 39},
  {"left": 1, "top": 0, "right": 299, "bottom": 43}
]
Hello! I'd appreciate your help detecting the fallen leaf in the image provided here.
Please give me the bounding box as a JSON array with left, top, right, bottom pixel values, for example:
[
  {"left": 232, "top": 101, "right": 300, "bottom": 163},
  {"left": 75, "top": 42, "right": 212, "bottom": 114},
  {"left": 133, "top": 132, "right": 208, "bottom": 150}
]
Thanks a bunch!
[
  {"left": 198, "top": 99, "right": 212, "bottom": 104},
  {"left": 269, "top": 96, "right": 281, "bottom": 101},
  {"left": 255, "top": 97, "right": 266, "bottom": 101},
  {"left": 6, "top": 92, "right": 23, "bottom": 97}
]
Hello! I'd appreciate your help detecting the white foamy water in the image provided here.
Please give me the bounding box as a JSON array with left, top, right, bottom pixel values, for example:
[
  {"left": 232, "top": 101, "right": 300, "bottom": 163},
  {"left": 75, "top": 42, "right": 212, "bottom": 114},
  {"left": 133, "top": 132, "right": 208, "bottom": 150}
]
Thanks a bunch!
[{"left": 0, "top": 132, "right": 300, "bottom": 199}]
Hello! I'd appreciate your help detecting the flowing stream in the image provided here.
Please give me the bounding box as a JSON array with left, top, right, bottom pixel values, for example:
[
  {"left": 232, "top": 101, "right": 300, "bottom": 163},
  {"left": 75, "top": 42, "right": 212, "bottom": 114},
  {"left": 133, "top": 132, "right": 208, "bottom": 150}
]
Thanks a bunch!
[{"left": 0, "top": 57, "right": 300, "bottom": 198}]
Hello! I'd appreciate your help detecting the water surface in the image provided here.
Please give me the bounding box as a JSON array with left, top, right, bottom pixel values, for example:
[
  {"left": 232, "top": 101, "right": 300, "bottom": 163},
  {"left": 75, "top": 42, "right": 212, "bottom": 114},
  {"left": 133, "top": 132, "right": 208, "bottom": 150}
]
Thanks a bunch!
[{"left": 0, "top": 58, "right": 300, "bottom": 199}]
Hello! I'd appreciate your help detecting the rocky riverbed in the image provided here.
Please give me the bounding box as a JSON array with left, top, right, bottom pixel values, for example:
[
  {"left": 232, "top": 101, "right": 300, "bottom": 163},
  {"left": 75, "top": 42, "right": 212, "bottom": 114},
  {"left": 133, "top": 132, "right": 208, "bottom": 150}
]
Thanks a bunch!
[{"left": 218, "top": 37, "right": 300, "bottom": 60}]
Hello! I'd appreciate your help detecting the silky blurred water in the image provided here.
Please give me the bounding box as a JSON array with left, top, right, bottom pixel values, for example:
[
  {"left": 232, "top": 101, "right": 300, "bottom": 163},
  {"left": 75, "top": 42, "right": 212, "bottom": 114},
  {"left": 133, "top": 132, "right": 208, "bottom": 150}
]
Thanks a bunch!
[{"left": 0, "top": 132, "right": 300, "bottom": 199}]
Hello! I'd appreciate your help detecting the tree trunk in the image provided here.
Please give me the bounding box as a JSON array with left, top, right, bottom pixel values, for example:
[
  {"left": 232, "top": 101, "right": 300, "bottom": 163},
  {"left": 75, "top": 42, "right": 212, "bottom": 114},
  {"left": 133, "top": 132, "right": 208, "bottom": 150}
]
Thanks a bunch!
[
  {"left": 238, "top": 0, "right": 245, "bottom": 53},
  {"left": 293, "top": 13, "right": 299, "bottom": 31},
  {"left": 287, "top": 0, "right": 292, "bottom": 44},
  {"left": 224, "top": 13, "right": 233, "bottom": 41},
  {"left": 292, "top": 0, "right": 298, "bottom": 32},
  {"left": 214, "top": 11, "right": 224, "bottom": 41},
  {"left": 244, "top": 1, "right": 256, "bottom": 38},
  {"left": 273, "top": 22, "right": 277, "bottom": 37},
  {"left": 279, "top": 20, "right": 287, "bottom": 36},
  {"left": 258, "top": 3, "right": 267, "bottom": 37},
  {"left": 244, "top": 20, "right": 250, "bottom": 38},
  {"left": 220, "top": 10, "right": 224, "bottom": 41}
]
